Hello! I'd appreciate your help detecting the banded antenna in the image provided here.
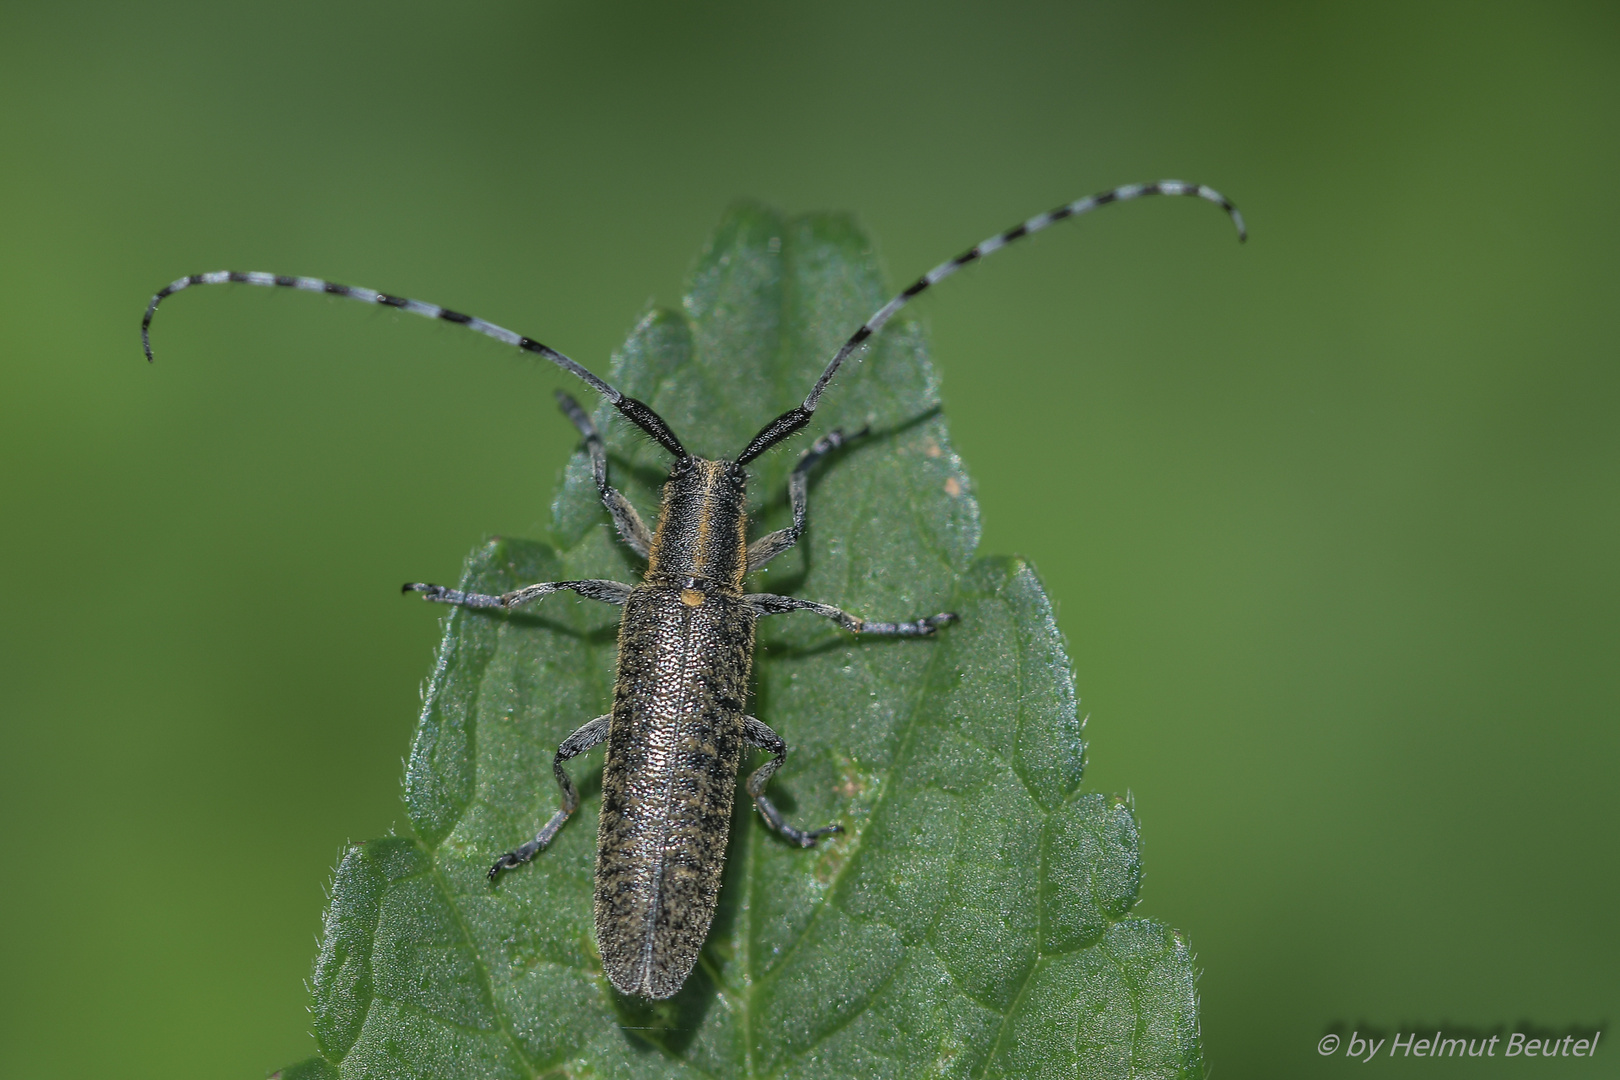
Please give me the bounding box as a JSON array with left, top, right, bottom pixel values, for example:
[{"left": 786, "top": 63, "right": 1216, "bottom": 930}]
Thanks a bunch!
[
  {"left": 142, "top": 180, "right": 1242, "bottom": 464},
  {"left": 141, "top": 271, "right": 687, "bottom": 457},
  {"left": 734, "top": 180, "right": 1245, "bottom": 464}
]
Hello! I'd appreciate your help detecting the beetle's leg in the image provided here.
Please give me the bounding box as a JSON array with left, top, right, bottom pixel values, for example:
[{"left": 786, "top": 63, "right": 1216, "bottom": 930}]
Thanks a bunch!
[
  {"left": 404, "top": 578, "right": 633, "bottom": 609},
  {"left": 489, "top": 713, "right": 611, "bottom": 880},
  {"left": 555, "top": 390, "right": 653, "bottom": 558},
  {"left": 746, "top": 427, "right": 865, "bottom": 572},
  {"left": 745, "top": 593, "right": 957, "bottom": 636},
  {"left": 742, "top": 716, "right": 841, "bottom": 847}
]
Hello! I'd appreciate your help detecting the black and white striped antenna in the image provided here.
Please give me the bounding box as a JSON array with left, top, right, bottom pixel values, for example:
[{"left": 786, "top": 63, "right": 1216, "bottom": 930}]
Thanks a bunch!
[
  {"left": 734, "top": 180, "right": 1244, "bottom": 463},
  {"left": 142, "top": 179, "right": 1242, "bottom": 463},
  {"left": 141, "top": 272, "right": 687, "bottom": 456}
]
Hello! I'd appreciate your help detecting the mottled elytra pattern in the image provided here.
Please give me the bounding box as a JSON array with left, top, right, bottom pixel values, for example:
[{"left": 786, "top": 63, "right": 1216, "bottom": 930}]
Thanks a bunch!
[
  {"left": 597, "top": 588, "right": 754, "bottom": 999},
  {"left": 242, "top": 202, "right": 1226, "bottom": 1077}
]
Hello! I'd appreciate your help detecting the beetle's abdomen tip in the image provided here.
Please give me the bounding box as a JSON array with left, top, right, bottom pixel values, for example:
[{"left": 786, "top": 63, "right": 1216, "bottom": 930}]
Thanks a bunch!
[{"left": 604, "top": 964, "right": 688, "bottom": 1001}]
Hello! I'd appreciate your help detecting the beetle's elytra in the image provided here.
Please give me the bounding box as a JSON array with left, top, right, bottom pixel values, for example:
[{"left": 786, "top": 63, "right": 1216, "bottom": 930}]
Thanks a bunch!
[{"left": 143, "top": 181, "right": 1244, "bottom": 999}]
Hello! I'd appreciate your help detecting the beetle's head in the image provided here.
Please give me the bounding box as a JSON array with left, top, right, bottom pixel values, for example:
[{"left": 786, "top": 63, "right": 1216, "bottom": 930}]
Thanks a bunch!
[{"left": 663, "top": 455, "right": 748, "bottom": 505}]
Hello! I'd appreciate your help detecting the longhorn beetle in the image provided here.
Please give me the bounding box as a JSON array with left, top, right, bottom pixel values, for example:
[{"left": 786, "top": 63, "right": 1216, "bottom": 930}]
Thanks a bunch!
[{"left": 143, "top": 180, "right": 1244, "bottom": 999}]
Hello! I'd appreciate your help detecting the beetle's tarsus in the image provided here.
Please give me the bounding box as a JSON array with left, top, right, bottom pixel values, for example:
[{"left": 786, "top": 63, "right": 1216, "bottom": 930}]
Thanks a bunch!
[
  {"left": 487, "top": 835, "right": 549, "bottom": 881},
  {"left": 798, "top": 823, "right": 842, "bottom": 848},
  {"left": 771, "top": 817, "right": 841, "bottom": 848},
  {"left": 748, "top": 594, "right": 961, "bottom": 637}
]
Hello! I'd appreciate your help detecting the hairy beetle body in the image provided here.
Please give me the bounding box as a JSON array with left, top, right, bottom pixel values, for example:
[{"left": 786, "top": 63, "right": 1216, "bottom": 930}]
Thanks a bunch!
[
  {"left": 597, "top": 460, "right": 755, "bottom": 997},
  {"left": 599, "top": 585, "right": 753, "bottom": 997}
]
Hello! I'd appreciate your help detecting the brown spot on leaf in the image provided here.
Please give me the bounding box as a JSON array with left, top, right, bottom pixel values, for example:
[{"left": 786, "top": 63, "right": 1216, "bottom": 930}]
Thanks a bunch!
[{"left": 836, "top": 757, "right": 872, "bottom": 801}]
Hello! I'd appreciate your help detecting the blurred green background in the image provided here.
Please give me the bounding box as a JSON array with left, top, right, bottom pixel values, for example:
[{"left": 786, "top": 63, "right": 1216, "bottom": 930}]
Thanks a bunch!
[{"left": 2, "top": 1, "right": 1616, "bottom": 1076}]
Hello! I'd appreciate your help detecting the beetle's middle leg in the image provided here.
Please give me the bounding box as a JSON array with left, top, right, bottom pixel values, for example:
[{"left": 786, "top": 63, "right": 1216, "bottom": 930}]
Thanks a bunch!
[
  {"left": 405, "top": 578, "right": 633, "bottom": 610},
  {"left": 745, "top": 593, "right": 957, "bottom": 636},
  {"left": 742, "top": 716, "right": 841, "bottom": 847},
  {"left": 489, "top": 712, "right": 611, "bottom": 881}
]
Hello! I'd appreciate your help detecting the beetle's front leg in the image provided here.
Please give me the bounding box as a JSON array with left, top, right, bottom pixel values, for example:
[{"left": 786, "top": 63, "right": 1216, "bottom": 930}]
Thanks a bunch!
[
  {"left": 405, "top": 578, "right": 633, "bottom": 610},
  {"left": 746, "top": 426, "right": 866, "bottom": 571},
  {"left": 555, "top": 390, "right": 653, "bottom": 558},
  {"left": 489, "top": 713, "right": 611, "bottom": 881},
  {"left": 745, "top": 592, "right": 957, "bottom": 636},
  {"left": 743, "top": 716, "right": 841, "bottom": 847}
]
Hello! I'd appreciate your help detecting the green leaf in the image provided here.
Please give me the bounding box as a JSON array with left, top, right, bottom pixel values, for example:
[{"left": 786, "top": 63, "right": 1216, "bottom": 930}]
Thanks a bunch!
[{"left": 282, "top": 204, "right": 1202, "bottom": 1079}]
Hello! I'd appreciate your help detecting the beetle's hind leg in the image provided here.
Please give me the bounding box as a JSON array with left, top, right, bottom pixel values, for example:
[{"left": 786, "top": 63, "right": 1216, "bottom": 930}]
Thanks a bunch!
[
  {"left": 745, "top": 593, "right": 957, "bottom": 636},
  {"left": 490, "top": 713, "right": 611, "bottom": 881},
  {"left": 743, "top": 716, "right": 841, "bottom": 847},
  {"left": 555, "top": 390, "right": 653, "bottom": 558}
]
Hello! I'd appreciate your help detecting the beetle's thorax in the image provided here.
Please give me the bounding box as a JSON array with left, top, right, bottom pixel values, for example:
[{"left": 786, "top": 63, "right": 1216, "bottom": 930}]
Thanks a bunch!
[{"left": 643, "top": 456, "right": 749, "bottom": 595}]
